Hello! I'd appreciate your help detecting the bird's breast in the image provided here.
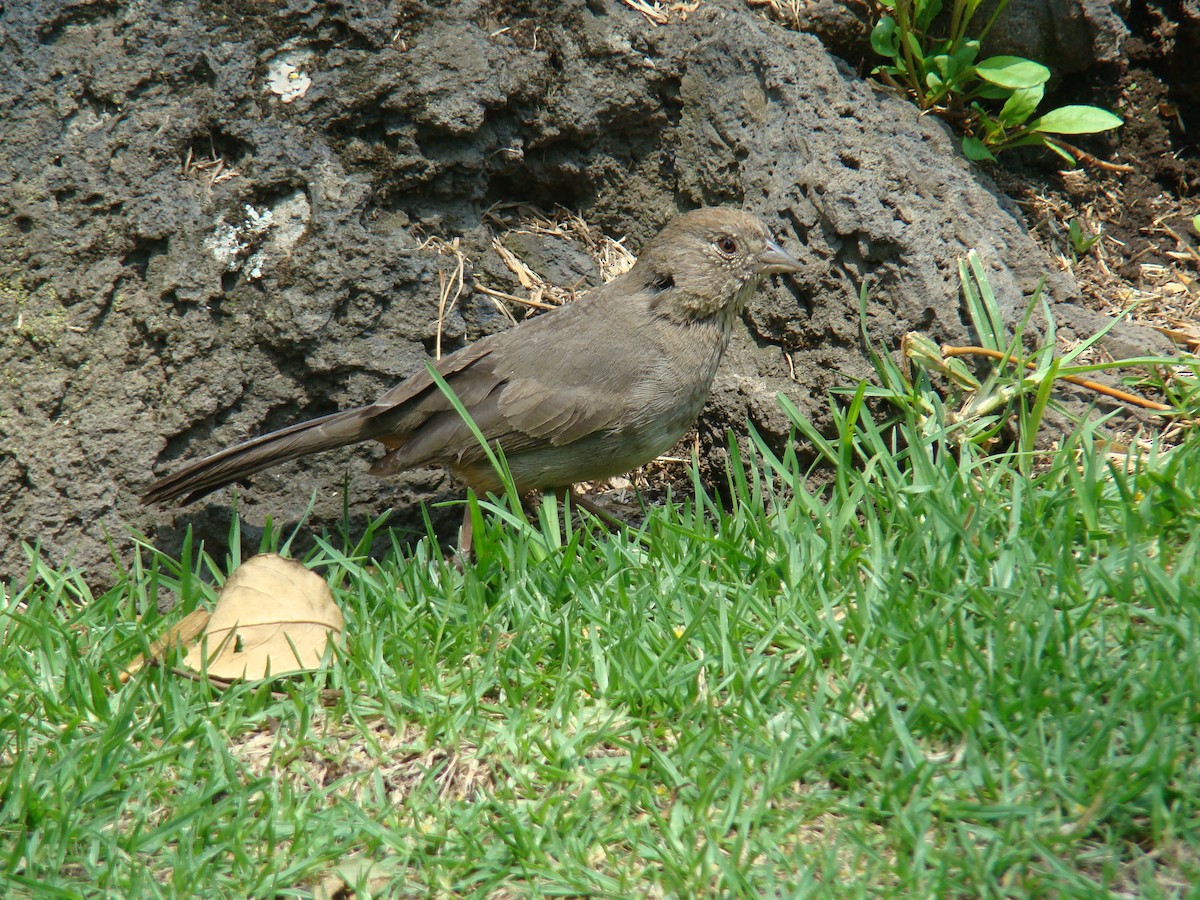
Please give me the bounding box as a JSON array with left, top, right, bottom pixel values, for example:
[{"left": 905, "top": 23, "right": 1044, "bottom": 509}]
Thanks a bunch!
[{"left": 630, "top": 318, "right": 729, "bottom": 438}]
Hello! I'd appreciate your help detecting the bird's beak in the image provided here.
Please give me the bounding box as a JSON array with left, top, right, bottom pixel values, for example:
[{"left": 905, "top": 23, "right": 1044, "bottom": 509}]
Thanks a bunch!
[{"left": 757, "top": 240, "right": 803, "bottom": 275}]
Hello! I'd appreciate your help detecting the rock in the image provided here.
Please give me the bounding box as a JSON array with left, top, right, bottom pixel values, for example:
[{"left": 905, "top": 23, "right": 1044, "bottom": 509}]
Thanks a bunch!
[
  {"left": 981, "top": 0, "right": 1129, "bottom": 73},
  {"left": 749, "top": 0, "right": 874, "bottom": 62},
  {"left": 0, "top": 0, "right": 1149, "bottom": 583},
  {"left": 1052, "top": 303, "right": 1177, "bottom": 361}
]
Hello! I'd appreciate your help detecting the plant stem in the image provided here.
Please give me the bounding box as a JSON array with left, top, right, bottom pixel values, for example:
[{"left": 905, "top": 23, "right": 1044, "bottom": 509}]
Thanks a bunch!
[
  {"left": 1043, "top": 137, "right": 1136, "bottom": 173},
  {"left": 893, "top": 0, "right": 925, "bottom": 103},
  {"left": 976, "top": 0, "right": 1013, "bottom": 44},
  {"left": 941, "top": 345, "right": 1173, "bottom": 411}
]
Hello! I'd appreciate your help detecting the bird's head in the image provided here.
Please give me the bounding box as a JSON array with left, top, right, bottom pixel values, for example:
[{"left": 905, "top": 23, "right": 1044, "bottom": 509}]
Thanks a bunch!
[{"left": 633, "top": 207, "right": 803, "bottom": 326}]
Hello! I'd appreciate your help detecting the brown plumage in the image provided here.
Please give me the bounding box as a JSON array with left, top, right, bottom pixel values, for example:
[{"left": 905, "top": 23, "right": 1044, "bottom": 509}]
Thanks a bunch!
[{"left": 142, "top": 207, "right": 802, "bottom": 512}]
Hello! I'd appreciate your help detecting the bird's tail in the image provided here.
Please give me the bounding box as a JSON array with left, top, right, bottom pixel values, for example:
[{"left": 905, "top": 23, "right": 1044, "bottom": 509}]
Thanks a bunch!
[{"left": 142, "top": 407, "right": 384, "bottom": 506}]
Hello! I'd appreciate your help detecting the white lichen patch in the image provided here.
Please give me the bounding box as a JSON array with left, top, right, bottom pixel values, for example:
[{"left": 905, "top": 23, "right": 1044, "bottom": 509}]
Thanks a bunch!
[
  {"left": 266, "top": 50, "right": 314, "bottom": 103},
  {"left": 204, "top": 193, "right": 311, "bottom": 281},
  {"left": 205, "top": 205, "right": 274, "bottom": 277}
]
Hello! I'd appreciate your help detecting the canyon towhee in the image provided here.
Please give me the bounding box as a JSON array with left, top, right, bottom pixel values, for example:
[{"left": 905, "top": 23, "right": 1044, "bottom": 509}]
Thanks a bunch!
[{"left": 143, "top": 207, "right": 803, "bottom": 545}]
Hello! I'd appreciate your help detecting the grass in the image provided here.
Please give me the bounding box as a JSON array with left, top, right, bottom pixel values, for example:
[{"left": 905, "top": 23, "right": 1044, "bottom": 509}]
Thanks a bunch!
[{"left": 2, "top": 372, "right": 1198, "bottom": 896}]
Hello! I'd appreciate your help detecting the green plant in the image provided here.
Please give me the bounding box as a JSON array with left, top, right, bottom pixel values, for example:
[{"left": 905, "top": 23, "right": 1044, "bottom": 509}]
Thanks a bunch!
[
  {"left": 1067, "top": 218, "right": 1103, "bottom": 257},
  {"left": 857, "top": 250, "right": 1191, "bottom": 467},
  {"left": 870, "top": 0, "right": 1123, "bottom": 164}
]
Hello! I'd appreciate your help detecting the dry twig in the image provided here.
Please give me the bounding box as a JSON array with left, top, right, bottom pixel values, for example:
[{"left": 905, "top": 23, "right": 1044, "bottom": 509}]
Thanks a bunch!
[{"left": 941, "top": 344, "right": 1174, "bottom": 412}]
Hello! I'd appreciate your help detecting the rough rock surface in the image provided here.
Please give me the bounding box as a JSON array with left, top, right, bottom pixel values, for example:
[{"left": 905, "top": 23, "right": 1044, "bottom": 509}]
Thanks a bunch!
[
  {"left": 0, "top": 0, "right": 1168, "bottom": 583},
  {"left": 982, "top": 0, "right": 1130, "bottom": 73}
]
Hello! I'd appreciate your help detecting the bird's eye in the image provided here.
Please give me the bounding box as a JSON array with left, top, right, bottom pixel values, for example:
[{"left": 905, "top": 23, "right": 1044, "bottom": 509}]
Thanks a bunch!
[{"left": 716, "top": 236, "right": 738, "bottom": 256}]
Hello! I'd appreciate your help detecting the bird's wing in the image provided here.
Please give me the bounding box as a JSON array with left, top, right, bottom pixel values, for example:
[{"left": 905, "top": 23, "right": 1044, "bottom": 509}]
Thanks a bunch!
[
  {"left": 369, "top": 290, "right": 652, "bottom": 472},
  {"left": 366, "top": 340, "right": 498, "bottom": 420},
  {"left": 494, "top": 376, "right": 626, "bottom": 447}
]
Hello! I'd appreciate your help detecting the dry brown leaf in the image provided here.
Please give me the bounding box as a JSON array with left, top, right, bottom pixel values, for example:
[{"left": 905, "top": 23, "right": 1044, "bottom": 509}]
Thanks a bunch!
[
  {"left": 183, "top": 553, "right": 342, "bottom": 680},
  {"left": 313, "top": 855, "right": 399, "bottom": 899},
  {"left": 120, "top": 608, "right": 211, "bottom": 683},
  {"left": 1153, "top": 324, "right": 1200, "bottom": 350}
]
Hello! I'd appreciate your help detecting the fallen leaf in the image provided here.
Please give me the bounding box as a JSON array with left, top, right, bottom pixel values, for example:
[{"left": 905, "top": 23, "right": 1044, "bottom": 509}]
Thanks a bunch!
[
  {"left": 1153, "top": 324, "right": 1200, "bottom": 350},
  {"left": 183, "top": 554, "right": 342, "bottom": 680},
  {"left": 313, "top": 855, "right": 399, "bottom": 899},
  {"left": 120, "top": 608, "right": 211, "bottom": 683}
]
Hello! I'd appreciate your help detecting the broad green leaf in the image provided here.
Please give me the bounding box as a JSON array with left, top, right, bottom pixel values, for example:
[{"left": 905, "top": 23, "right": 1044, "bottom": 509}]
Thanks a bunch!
[
  {"left": 975, "top": 84, "right": 1013, "bottom": 100},
  {"left": 962, "top": 136, "right": 996, "bottom": 161},
  {"left": 1046, "top": 141, "right": 1078, "bottom": 165},
  {"left": 1193, "top": 214, "right": 1200, "bottom": 236},
  {"left": 934, "top": 51, "right": 970, "bottom": 89},
  {"left": 870, "top": 17, "right": 900, "bottom": 58},
  {"left": 1029, "top": 105, "right": 1123, "bottom": 135},
  {"left": 904, "top": 30, "right": 925, "bottom": 63},
  {"left": 872, "top": 62, "right": 908, "bottom": 78},
  {"left": 950, "top": 41, "right": 980, "bottom": 69},
  {"left": 914, "top": 0, "right": 944, "bottom": 31},
  {"left": 998, "top": 84, "right": 1043, "bottom": 127},
  {"left": 976, "top": 56, "right": 1050, "bottom": 89}
]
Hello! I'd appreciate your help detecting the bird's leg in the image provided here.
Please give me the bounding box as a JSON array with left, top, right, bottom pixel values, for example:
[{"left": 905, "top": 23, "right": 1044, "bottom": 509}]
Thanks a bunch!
[{"left": 554, "top": 487, "right": 627, "bottom": 533}]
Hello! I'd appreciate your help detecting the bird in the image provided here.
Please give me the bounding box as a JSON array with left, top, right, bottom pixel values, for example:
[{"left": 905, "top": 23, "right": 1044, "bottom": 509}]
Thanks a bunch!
[{"left": 142, "top": 207, "right": 804, "bottom": 550}]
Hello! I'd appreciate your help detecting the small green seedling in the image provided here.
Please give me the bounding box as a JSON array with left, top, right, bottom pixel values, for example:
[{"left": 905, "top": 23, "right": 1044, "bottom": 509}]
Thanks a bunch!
[{"left": 1067, "top": 219, "right": 1103, "bottom": 257}]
